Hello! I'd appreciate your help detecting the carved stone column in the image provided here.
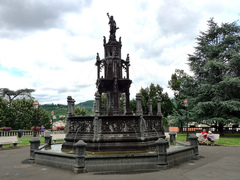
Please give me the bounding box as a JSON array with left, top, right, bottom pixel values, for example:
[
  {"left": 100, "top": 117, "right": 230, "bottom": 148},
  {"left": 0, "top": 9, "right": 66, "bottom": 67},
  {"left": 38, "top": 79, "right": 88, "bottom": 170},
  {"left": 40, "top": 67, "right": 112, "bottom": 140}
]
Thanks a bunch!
[
  {"left": 123, "top": 96, "right": 126, "bottom": 115},
  {"left": 136, "top": 93, "right": 142, "bottom": 116},
  {"left": 148, "top": 98, "right": 153, "bottom": 115},
  {"left": 94, "top": 92, "right": 101, "bottom": 116},
  {"left": 157, "top": 96, "right": 162, "bottom": 116},
  {"left": 125, "top": 90, "right": 132, "bottom": 115},
  {"left": 93, "top": 116, "right": 102, "bottom": 140},
  {"left": 67, "top": 96, "right": 75, "bottom": 117}
]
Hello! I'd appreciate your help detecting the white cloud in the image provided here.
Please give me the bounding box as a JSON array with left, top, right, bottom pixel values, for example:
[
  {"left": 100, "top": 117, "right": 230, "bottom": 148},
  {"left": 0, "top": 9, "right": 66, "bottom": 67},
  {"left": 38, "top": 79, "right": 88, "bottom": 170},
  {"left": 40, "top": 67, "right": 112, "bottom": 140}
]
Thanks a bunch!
[{"left": 0, "top": 0, "right": 240, "bottom": 105}]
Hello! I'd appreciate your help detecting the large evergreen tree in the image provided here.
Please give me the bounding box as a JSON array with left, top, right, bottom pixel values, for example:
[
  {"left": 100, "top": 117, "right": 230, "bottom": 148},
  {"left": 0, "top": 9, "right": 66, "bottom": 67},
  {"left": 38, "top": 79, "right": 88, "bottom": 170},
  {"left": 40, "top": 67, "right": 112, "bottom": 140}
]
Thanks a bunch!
[{"left": 186, "top": 18, "right": 240, "bottom": 133}]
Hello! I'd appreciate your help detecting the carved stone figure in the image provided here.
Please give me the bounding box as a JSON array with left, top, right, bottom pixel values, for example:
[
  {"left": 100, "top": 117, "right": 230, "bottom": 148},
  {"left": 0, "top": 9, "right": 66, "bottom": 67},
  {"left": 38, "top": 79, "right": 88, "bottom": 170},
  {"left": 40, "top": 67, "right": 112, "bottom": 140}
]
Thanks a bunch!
[{"left": 107, "top": 13, "right": 119, "bottom": 39}]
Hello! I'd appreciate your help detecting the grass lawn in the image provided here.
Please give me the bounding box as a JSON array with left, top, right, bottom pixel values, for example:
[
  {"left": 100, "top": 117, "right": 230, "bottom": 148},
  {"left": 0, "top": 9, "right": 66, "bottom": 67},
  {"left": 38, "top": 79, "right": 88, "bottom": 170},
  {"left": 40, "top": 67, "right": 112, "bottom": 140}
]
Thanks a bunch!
[
  {"left": 1, "top": 133, "right": 240, "bottom": 148},
  {"left": 1, "top": 137, "right": 64, "bottom": 148},
  {"left": 18, "top": 137, "right": 45, "bottom": 146},
  {"left": 216, "top": 134, "right": 240, "bottom": 146},
  {"left": 1, "top": 137, "right": 45, "bottom": 148},
  {"left": 176, "top": 133, "right": 240, "bottom": 146},
  {"left": 17, "top": 137, "right": 64, "bottom": 146},
  {"left": 176, "top": 134, "right": 187, "bottom": 142}
]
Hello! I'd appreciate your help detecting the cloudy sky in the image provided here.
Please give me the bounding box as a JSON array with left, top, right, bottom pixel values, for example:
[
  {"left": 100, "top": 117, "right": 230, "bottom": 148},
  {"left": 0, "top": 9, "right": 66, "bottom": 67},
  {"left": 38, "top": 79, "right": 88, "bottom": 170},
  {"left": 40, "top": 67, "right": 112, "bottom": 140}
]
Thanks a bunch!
[{"left": 0, "top": 0, "right": 239, "bottom": 105}]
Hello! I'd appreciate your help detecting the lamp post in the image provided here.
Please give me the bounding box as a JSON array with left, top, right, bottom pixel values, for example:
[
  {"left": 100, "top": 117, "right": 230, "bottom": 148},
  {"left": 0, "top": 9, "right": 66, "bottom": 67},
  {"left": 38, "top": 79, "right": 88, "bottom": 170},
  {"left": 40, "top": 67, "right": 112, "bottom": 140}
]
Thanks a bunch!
[
  {"left": 184, "top": 99, "right": 189, "bottom": 141},
  {"left": 51, "top": 111, "right": 54, "bottom": 132},
  {"left": 33, "top": 100, "right": 39, "bottom": 137}
]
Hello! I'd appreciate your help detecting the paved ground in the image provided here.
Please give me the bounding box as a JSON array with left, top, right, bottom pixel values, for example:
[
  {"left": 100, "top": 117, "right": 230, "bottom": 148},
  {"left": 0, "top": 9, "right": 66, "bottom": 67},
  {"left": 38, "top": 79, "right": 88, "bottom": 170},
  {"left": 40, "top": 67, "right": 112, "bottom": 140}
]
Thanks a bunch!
[{"left": 0, "top": 145, "right": 240, "bottom": 180}]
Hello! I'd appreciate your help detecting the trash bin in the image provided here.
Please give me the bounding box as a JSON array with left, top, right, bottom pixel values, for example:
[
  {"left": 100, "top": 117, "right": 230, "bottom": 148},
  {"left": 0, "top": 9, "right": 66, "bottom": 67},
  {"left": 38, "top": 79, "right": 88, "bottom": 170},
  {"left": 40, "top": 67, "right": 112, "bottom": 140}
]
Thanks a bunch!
[{"left": 18, "top": 129, "right": 22, "bottom": 138}]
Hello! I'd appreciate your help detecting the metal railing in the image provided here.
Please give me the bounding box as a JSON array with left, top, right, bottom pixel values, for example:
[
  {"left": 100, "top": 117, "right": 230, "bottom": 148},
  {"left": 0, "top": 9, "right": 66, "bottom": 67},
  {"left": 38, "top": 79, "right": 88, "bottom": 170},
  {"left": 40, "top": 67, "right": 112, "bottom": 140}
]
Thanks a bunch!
[{"left": 0, "top": 130, "right": 65, "bottom": 137}]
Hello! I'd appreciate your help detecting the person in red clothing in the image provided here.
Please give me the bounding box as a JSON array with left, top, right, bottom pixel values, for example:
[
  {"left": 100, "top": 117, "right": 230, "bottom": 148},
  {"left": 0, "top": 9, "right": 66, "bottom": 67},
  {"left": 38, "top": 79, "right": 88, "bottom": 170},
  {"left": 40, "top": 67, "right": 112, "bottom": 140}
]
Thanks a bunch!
[{"left": 199, "top": 129, "right": 207, "bottom": 143}]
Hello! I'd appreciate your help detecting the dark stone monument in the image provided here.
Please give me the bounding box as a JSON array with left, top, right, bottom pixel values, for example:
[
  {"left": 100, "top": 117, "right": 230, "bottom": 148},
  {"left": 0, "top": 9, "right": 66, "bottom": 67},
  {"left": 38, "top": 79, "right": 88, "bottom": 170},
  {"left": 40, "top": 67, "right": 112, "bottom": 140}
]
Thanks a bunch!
[
  {"left": 62, "top": 13, "right": 164, "bottom": 151},
  {"left": 30, "top": 14, "right": 199, "bottom": 173}
]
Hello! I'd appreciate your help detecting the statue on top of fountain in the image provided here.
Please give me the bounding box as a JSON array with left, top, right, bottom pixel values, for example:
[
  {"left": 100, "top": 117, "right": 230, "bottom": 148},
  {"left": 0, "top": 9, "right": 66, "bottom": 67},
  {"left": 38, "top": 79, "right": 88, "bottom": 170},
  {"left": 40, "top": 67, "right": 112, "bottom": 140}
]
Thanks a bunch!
[{"left": 107, "top": 13, "right": 119, "bottom": 40}]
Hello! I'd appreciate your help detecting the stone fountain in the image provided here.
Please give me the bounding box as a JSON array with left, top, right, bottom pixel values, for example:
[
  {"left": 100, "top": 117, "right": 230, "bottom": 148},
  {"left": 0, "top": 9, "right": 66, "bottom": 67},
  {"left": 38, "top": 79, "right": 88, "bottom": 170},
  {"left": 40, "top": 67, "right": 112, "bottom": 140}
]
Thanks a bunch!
[
  {"left": 29, "top": 14, "right": 199, "bottom": 173},
  {"left": 61, "top": 13, "right": 165, "bottom": 151}
]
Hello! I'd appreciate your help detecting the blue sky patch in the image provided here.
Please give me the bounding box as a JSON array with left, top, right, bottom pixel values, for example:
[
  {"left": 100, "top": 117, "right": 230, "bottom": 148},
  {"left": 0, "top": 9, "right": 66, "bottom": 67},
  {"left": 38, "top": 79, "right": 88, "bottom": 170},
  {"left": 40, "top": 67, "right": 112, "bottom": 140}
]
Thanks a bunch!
[{"left": 0, "top": 64, "right": 26, "bottom": 77}]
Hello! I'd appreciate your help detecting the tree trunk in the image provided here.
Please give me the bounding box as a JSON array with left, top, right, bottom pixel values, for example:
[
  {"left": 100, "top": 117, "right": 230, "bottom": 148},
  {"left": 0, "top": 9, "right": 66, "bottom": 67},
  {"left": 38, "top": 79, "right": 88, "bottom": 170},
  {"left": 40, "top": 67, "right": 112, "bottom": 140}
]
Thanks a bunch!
[
  {"left": 179, "top": 121, "right": 183, "bottom": 133},
  {"left": 218, "top": 123, "right": 224, "bottom": 136}
]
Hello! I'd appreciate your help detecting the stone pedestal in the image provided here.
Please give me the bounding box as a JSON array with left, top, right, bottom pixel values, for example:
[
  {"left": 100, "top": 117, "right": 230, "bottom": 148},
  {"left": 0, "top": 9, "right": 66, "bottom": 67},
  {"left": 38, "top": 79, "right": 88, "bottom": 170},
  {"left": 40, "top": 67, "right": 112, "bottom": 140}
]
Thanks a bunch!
[
  {"left": 169, "top": 131, "right": 177, "bottom": 145},
  {"left": 189, "top": 134, "right": 199, "bottom": 159},
  {"left": 44, "top": 135, "right": 52, "bottom": 145},
  {"left": 73, "top": 140, "right": 87, "bottom": 173},
  {"left": 155, "top": 138, "right": 168, "bottom": 169},
  {"left": 29, "top": 137, "right": 40, "bottom": 161}
]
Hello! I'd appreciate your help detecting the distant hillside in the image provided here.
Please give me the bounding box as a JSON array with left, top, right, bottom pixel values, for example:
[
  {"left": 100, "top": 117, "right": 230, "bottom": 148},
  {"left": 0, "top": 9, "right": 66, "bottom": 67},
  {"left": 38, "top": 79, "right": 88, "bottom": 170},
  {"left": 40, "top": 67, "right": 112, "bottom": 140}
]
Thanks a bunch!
[
  {"left": 75, "top": 100, "right": 94, "bottom": 112},
  {"left": 42, "top": 100, "right": 94, "bottom": 120}
]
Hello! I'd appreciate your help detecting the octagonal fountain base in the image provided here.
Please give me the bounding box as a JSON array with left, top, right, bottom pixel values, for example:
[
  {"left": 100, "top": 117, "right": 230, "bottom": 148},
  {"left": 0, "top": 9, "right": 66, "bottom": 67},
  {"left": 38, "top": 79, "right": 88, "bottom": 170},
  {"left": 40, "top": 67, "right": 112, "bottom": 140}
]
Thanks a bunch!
[{"left": 62, "top": 115, "right": 165, "bottom": 151}]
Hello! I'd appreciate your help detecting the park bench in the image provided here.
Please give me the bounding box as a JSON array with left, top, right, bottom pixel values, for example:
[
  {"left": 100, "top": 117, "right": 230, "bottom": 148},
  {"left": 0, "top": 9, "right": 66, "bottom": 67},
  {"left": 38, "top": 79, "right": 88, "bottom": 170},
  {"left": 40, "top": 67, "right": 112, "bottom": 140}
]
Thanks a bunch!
[
  {"left": 0, "top": 136, "right": 22, "bottom": 149},
  {"left": 164, "top": 132, "right": 177, "bottom": 139},
  {"left": 50, "top": 134, "right": 66, "bottom": 144},
  {"left": 196, "top": 133, "right": 220, "bottom": 145}
]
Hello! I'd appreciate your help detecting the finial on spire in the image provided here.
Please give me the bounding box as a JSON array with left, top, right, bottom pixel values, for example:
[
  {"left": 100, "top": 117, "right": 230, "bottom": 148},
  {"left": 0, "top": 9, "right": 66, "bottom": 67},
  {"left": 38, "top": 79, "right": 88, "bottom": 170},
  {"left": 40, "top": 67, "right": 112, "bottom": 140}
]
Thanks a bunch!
[{"left": 126, "top": 54, "right": 129, "bottom": 62}]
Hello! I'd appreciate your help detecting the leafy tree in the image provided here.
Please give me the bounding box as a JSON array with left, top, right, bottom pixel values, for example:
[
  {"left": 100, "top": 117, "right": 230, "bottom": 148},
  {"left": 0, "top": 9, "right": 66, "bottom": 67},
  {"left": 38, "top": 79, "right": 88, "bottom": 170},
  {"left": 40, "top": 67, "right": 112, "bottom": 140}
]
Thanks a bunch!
[
  {"left": 0, "top": 97, "right": 51, "bottom": 130},
  {"left": 139, "top": 83, "right": 174, "bottom": 118},
  {"left": 74, "top": 106, "right": 87, "bottom": 116},
  {"left": 100, "top": 93, "right": 107, "bottom": 115},
  {"left": 130, "top": 98, "right": 136, "bottom": 114},
  {"left": 100, "top": 93, "right": 126, "bottom": 115},
  {"left": 168, "top": 69, "right": 191, "bottom": 132},
  {"left": 8, "top": 98, "right": 51, "bottom": 129},
  {"left": 0, "top": 88, "right": 35, "bottom": 107},
  {"left": 36, "top": 105, "right": 51, "bottom": 129},
  {"left": 168, "top": 69, "right": 189, "bottom": 99},
  {"left": 185, "top": 18, "right": 240, "bottom": 134},
  {"left": 0, "top": 97, "right": 9, "bottom": 127}
]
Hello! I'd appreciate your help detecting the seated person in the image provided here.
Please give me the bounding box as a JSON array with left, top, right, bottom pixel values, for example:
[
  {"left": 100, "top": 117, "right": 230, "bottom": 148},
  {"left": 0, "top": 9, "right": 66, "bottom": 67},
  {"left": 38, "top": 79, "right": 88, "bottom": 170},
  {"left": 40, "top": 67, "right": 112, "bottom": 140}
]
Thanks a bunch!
[
  {"left": 206, "top": 131, "right": 214, "bottom": 145},
  {"left": 198, "top": 129, "right": 207, "bottom": 143}
]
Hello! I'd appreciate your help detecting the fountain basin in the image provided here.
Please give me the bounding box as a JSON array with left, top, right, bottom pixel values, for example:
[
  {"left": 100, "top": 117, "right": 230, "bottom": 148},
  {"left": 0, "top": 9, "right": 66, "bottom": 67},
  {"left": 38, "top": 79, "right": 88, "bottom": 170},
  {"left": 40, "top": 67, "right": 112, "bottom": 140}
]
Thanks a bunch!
[{"left": 33, "top": 141, "right": 197, "bottom": 173}]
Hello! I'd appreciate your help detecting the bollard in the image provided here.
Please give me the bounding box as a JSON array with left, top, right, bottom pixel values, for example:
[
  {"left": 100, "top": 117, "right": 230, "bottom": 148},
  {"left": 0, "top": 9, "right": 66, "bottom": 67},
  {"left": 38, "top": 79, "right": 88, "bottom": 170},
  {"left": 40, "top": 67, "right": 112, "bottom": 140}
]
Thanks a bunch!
[
  {"left": 29, "top": 137, "right": 40, "bottom": 162},
  {"left": 73, "top": 140, "right": 87, "bottom": 173},
  {"left": 155, "top": 138, "right": 168, "bottom": 169},
  {"left": 44, "top": 135, "right": 52, "bottom": 146},
  {"left": 169, "top": 131, "right": 177, "bottom": 145},
  {"left": 188, "top": 134, "right": 199, "bottom": 159}
]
